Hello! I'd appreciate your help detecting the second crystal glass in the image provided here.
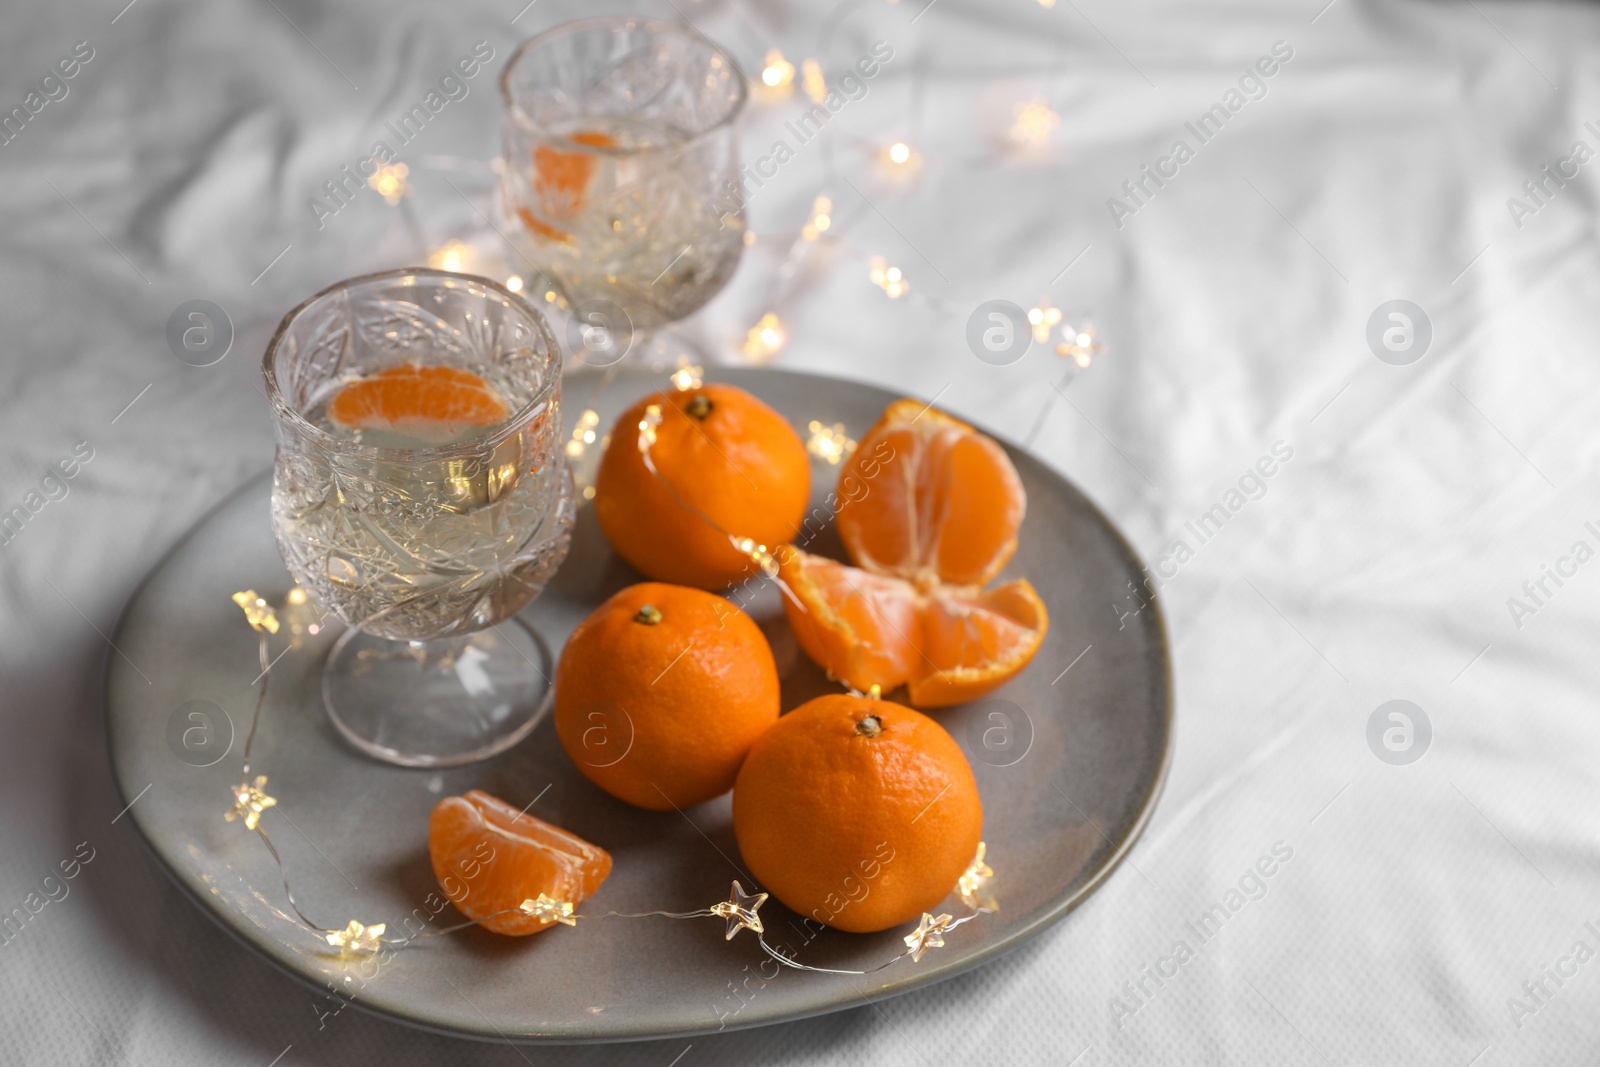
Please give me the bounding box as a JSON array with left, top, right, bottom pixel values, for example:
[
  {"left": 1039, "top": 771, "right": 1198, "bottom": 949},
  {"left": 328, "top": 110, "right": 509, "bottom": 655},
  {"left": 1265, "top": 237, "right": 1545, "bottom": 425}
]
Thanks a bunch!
[
  {"left": 264, "top": 269, "right": 575, "bottom": 767},
  {"left": 499, "top": 17, "right": 748, "bottom": 365}
]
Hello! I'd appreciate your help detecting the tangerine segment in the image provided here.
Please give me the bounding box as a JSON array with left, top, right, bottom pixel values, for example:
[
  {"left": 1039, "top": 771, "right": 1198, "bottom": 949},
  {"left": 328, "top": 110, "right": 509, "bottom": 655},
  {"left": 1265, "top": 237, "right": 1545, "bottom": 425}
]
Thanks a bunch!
[
  {"left": 908, "top": 579, "right": 1049, "bottom": 707},
  {"left": 523, "top": 130, "right": 617, "bottom": 243},
  {"left": 327, "top": 364, "right": 510, "bottom": 441},
  {"left": 778, "top": 546, "right": 1047, "bottom": 708},
  {"left": 428, "top": 789, "right": 612, "bottom": 936},
  {"left": 732, "top": 693, "right": 982, "bottom": 933},
  {"left": 777, "top": 548, "right": 923, "bottom": 697},
  {"left": 835, "top": 398, "right": 1025, "bottom": 588}
]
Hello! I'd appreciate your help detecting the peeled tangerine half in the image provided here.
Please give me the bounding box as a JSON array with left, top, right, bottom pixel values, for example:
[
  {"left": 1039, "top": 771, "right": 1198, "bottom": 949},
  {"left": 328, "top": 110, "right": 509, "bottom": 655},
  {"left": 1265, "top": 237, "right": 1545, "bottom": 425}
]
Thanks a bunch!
[
  {"left": 835, "top": 398, "right": 1026, "bottom": 588},
  {"left": 780, "top": 399, "right": 1046, "bottom": 708},
  {"left": 428, "top": 790, "right": 612, "bottom": 936},
  {"left": 779, "top": 548, "right": 1048, "bottom": 708}
]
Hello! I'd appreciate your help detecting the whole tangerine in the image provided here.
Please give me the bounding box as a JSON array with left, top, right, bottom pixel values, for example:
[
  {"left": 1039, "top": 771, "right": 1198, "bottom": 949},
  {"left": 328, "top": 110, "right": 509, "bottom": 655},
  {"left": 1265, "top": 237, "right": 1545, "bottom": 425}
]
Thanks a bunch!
[
  {"left": 554, "top": 582, "right": 780, "bottom": 810},
  {"left": 593, "top": 384, "right": 810, "bottom": 590},
  {"left": 732, "top": 693, "right": 982, "bottom": 933}
]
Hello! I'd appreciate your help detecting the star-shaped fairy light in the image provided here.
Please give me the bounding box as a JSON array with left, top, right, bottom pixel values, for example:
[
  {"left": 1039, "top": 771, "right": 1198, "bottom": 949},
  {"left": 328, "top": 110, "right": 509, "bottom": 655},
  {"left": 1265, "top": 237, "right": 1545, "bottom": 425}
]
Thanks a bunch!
[
  {"left": 232, "top": 590, "right": 279, "bottom": 634},
  {"left": 520, "top": 894, "right": 577, "bottom": 927},
  {"left": 325, "top": 919, "right": 387, "bottom": 955},
  {"left": 710, "top": 881, "right": 768, "bottom": 941},
  {"left": 903, "top": 911, "right": 954, "bottom": 963},
  {"left": 225, "top": 775, "right": 277, "bottom": 831},
  {"left": 958, "top": 841, "right": 996, "bottom": 911}
]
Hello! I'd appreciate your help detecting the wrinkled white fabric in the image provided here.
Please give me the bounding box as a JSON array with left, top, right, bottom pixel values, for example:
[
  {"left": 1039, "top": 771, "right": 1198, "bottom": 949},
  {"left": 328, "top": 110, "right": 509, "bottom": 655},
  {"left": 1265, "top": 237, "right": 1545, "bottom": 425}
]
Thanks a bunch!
[{"left": 3, "top": 0, "right": 1598, "bottom": 1063}]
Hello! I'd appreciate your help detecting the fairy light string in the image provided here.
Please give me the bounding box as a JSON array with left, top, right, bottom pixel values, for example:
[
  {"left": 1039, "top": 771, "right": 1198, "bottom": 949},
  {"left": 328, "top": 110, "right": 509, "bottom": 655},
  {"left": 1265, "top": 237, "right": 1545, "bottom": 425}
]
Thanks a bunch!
[{"left": 224, "top": 585, "right": 996, "bottom": 966}]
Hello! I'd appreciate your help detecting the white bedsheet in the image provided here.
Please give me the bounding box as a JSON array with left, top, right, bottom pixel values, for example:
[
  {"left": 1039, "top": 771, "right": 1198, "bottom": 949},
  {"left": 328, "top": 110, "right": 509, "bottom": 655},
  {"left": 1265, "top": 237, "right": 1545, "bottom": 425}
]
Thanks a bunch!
[{"left": 3, "top": 0, "right": 1599, "bottom": 1063}]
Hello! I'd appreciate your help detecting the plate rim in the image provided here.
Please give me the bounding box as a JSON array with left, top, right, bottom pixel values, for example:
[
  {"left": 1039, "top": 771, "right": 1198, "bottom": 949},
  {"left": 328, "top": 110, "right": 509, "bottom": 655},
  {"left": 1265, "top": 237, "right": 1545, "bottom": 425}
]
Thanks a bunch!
[{"left": 104, "top": 363, "right": 1175, "bottom": 1045}]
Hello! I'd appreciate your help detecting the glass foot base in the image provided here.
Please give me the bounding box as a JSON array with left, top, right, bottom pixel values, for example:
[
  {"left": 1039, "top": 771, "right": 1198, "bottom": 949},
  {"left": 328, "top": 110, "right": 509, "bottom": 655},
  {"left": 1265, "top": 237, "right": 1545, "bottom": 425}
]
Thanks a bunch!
[{"left": 322, "top": 619, "right": 553, "bottom": 768}]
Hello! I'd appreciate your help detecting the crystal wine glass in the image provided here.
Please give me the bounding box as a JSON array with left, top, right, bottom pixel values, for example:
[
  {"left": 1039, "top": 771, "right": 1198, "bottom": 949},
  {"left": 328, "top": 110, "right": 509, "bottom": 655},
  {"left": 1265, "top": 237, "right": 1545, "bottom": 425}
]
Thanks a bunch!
[
  {"left": 499, "top": 17, "right": 748, "bottom": 367},
  {"left": 263, "top": 268, "right": 575, "bottom": 767}
]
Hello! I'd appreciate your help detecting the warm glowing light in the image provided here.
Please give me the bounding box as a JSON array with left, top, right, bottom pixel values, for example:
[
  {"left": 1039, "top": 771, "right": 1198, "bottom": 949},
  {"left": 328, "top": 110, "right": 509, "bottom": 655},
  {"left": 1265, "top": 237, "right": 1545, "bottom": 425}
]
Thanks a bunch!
[
  {"left": 231, "top": 590, "right": 279, "bottom": 635},
  {"left": 505, "top": 275, "right": 524, "bottom": 293},
  {"left": 1012, "top": 97, "right": 1060, "bottom": 146},
  {"left": 801, "top": 59, "right": 827, "bottom": 104},
  {"left": 869, "top": 257, "right": 910, "bottom": 299},
  {"left": 880, "top": 141, "right": 922, "bottom": 175},
  {"left": 802, "top": 195, "right": 833, "bottom": 241},
  {"left": 806, "top": 420, "right": 857, "bottom": 464},
  {"left": 903, "top": 911, "right": 955, "bottom": 963},
  {"left": 958, "top": 842, "right": 997, "bottom": 911},
  {"left": 326, "top": 919, "right": 387, "bottom": 955},
  {"left": 1028, "top": 302, "right": 1062, "bottom": 343},
  {"left": 366, "top": 161, "right": 410, "bottom": 205},
  {"left": 743, "top": 312, "right": 786, "bottom": 361},
  {"left": 225, "top": 776, "right": 277, "bottom": 831},
  {"left": 1054, "top": 321, "right": 1103, "bottom": 369},
  {"left": 670, "top": 362, "right": 704, "bottom": 391},
  {"left": 759, "top": 50, "right": 795, "bottom": 93},
  {"left": 565, "top": 409, "right": 601, "bottom": 459},
  {"left": 519, "top": 894, "right": 577, "bottom": 927},
  {"left": 428, "top": 239, "right": 474, "bottom": 275}
]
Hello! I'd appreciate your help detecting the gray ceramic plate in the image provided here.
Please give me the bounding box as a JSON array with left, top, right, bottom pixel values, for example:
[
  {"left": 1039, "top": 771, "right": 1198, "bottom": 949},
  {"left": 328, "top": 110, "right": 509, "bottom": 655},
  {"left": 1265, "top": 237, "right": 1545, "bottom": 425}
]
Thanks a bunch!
[{"left": 106, "top": 365, "right": 1172, "bottom": 1044}]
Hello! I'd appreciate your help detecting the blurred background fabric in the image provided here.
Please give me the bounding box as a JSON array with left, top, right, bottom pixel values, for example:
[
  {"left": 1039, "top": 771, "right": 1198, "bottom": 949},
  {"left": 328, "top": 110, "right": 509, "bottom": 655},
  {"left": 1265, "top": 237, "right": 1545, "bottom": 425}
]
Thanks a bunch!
[{"left": 4, "top": 0, "right": 1600, "bottom": 1063}]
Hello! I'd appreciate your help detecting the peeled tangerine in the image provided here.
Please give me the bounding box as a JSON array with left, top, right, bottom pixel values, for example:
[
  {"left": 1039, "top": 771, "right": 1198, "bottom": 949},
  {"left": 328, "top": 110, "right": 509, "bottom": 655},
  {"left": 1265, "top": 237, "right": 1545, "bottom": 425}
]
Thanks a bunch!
[
  {"left": 779, "top": 399, "right": 1047, "bottom": 707},
  {"left": 428, "top": 790, "right": 611, "bottom": 936}
]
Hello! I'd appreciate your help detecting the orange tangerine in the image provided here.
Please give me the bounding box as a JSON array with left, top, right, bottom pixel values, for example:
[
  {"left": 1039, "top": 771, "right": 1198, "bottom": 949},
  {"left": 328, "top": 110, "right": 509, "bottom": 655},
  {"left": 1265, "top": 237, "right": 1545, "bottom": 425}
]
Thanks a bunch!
[
  {"left": 593, "top": 384, "right": 810, "bottom": 590},
  {"left": 732, "top": 693, "right": 982, "bottom": 933},
  {"left": 553, "top": 582, "right": 780, "bottom": 810}
]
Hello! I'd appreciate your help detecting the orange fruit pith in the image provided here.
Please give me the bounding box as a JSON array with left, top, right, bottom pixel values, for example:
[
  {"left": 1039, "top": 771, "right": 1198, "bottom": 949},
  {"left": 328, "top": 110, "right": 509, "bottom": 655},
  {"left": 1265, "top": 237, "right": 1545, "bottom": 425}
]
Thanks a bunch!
[
  {"left": 836, "top": 398, "right": 1024, "bottom": 588},
  {"left": 427, "top": 789, "right": 612, "bottom": 936},
  {"left": 326, "top": 363, "right": 510, "bottom": 442},
  {"left": 779, "top": 547, "right": 1048, "bottom": 707},
  {"left": 732, "top": 694, "right": 982, "bottom": 934},
  {"left": 780, "top": 398, "right": 1045, "bottom": 708},
  {"left": 521, "top": 130, "right": 616, "bottom": 243},
  {"left": 553, "top": 582, "right": 780, "bottom": 810},
  {"left": 594, "top": 384, "right": 811, "bottom": 590}
]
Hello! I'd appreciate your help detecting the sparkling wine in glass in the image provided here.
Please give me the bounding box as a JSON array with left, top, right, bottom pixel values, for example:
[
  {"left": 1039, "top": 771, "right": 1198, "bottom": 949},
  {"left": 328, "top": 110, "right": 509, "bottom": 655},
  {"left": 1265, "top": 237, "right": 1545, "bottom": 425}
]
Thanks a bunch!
[
  {"left": 499, "top": 17, "right": 749, "bottom": 366},
  {"left": 264, "top": 268, "right": 575, "bottom": 767}
]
